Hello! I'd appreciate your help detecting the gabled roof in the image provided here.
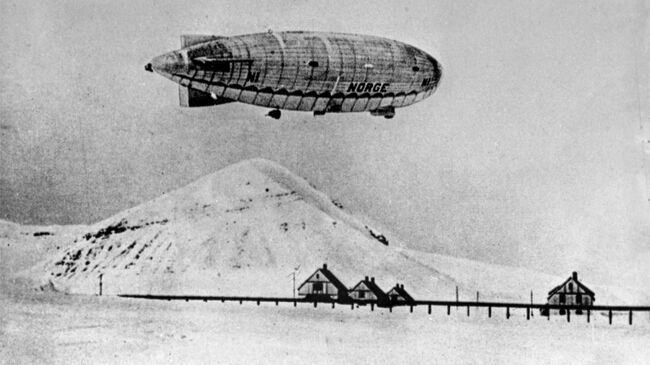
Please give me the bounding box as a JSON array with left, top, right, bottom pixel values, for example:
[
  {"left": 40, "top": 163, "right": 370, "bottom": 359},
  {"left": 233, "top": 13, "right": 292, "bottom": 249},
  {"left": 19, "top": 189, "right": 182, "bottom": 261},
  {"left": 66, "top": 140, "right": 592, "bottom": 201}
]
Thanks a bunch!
[
  {"left": 388, "top": 284, "right": 414, "bottom": 302},
  {"left": 297, "top": 264, "right": 348, "bottom": 293},
  {"left": 350, "top": 278, "right": 388, "bottom": 300},
  {"left": 547, "top": 273, "right": 595, "bottom": 298}
]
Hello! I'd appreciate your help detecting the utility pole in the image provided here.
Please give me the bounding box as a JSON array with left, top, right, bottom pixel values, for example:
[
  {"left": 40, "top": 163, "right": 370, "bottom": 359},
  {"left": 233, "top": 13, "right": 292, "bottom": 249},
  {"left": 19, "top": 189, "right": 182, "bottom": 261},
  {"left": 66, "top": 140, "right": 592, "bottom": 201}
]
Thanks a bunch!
[
  {"left": 530, "top": 290, "right": 534, "bottom": 317},
  {"left": 288, "top": 266, "right": 300, "bottom": 299},
  {"left": 99, "top": 273, "right": 103, "bottom": 296}
]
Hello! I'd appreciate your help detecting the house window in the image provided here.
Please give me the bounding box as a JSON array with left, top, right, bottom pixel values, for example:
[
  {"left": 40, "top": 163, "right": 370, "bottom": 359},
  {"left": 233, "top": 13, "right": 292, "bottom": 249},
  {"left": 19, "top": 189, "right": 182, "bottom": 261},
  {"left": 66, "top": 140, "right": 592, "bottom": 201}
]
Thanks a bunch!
[
  {"left": 568, "top": 283, "right": 573, "bottom": 292},
  {"left": 316, "top": 274, "right": 319, "bottom": 279},
  {"left": 359, "top": 291, "right": 365, "bottom": 299},
  {"left": 308, "top": 60, "right": 319, "bottom": 67},
  {"left": 313, "top": 282, "right": 323, "bottom": 292},
  {"left": 577, "top": 294, "right": 582, "bottom": 304},
  {"left": 559, "top": 293, "right": 565, "bottom": 303}
]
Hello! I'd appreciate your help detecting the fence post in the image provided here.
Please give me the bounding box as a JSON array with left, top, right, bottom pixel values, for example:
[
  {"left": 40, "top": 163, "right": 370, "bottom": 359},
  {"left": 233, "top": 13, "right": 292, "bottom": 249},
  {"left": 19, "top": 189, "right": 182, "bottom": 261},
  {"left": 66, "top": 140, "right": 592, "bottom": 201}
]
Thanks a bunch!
[
  {"left": 389, "top": 306, "right": 393, "bottom": 313},
  {"left": 587, "top": 309, "right": 590, "bottom": 323},
  {"left": 332, "top": 302, "right": 335, "bottom": 309},
  {"left": 467, "top": 305, "right": 470, "bottom": 317},
  {"left": 293, "top": 300, "right": 296, "bottom": 307},
  {"left": 351, "top": 303, "right": 354, "bottom": 310},
  {"left": 530, "top": 290, "right": 533, "bottom": 318},
  {"left": 275, "top": 300, "right": 279, "bottom": 306},
  {"left": 371, "top": 303, "right": 374, "bottom": 311},
  {"left": 314, "top": 301, "right": 317, "bottom": 308},
  {"left": 629, "top": 311, "right": 633, "bottom": 325},
  {"left": 428, "top": 304, "right": 431, "bottom": 315},
  {"left": 488, "top": 306, "right": 491, "bottom": 318},
  {"left": 609, "top": 310, "right": 612, "bottom": 325},
  {"left": 98, "top": 274, "right": 103, "bottom": 296},
  {"left": 526, "top": 307, "right": 530, "bottom": 320},
  {"left": 506, "top": 307, "right": 510, "bottom": 319},
  {"left": 257, "top": 300, "right": 260, "bottom": 306},
  {"left": 410, "top": 305, "right": 413, "bottom": 313},
  {"left": 567, "top": 309, "right": 571, "bottom": 323},
  {"left": 447, "top": 305, "right": 450, "bottom": 315}
]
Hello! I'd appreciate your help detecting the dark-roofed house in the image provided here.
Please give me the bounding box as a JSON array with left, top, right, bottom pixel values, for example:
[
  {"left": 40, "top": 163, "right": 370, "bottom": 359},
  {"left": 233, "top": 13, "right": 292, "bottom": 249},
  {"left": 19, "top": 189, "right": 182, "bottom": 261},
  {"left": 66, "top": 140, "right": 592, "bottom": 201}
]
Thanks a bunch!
[
  {"left": 349, "top": 276, "right": 388, "bottom": 306},
  {"left": 542, "top": 271, "right": 595, "bottom": 316},
  {"left": 387, "top": 283, "right": 414, "bottom": 305},
  {"left": 297, "top": 264, "right": 349, "bottom": 302}
]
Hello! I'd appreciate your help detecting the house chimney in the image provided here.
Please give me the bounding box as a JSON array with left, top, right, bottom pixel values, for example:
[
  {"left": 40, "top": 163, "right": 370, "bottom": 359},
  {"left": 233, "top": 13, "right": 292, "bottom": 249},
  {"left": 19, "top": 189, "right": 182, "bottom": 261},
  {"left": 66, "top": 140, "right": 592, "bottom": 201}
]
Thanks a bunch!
[
  {"left": 365, "top": 276, "right": 369, "bottom": 281},
  {"left": 401, "top": 284, "right": 404, "bottom": 289},
  {"left": 572, "top": 271, "right": 578, "bottom": 280},
  {"left": 371, "top": 277, "right": 375, "bottom": 283},
  {"left": 323, "top": 263, "right": 327, "bottom": 270}
]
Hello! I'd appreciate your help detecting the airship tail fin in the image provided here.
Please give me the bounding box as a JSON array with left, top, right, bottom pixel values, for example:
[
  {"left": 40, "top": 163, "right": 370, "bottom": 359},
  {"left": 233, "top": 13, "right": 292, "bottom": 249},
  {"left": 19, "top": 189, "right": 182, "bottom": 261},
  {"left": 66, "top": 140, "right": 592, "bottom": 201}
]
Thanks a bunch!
[
  {"left": 179, "top": 86, "right": 235, "bottom": 107},
  {"left": 181, "top": 34, "right": 223, "bottom": 48}
]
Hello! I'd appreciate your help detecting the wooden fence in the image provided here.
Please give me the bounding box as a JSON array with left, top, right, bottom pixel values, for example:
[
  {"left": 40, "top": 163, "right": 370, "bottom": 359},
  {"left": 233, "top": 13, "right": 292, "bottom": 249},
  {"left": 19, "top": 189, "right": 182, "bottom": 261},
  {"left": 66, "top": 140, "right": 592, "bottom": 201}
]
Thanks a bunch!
[{"left": 117, "top": 294, "right": 650, "bottom": 326}]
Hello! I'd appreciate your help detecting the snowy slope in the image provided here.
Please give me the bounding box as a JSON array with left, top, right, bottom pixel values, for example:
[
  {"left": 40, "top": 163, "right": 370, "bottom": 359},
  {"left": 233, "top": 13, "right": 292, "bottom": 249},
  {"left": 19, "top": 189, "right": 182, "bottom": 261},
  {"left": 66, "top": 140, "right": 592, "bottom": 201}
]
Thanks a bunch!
[
  {"left": 0, "top": 219, "right": 85, "bottom": 295},
  {"left": 399, "top": 249, "right": 649, "bottom": 304},
  {"left": 9, "top": 158, "right": 648, "bottom": 304},
  {"left": 21, "top": 159, "right": 455, "bottom": 297}
]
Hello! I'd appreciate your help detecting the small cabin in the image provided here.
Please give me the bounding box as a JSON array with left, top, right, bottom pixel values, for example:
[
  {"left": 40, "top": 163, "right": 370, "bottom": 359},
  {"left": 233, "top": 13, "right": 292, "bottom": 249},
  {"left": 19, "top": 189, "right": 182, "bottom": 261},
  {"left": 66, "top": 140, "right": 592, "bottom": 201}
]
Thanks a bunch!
[
  {"left": 349, "top": 276, "right": 388, "bottom": 305},
  {"left": 542, "top": 271, "right": 595, "bottom": 315},
  {"left": 386, "top": 283, "right": 414, "bottom": 304},
  {"left": 297, "top": 263, "right": 349, "bottom": 302}
]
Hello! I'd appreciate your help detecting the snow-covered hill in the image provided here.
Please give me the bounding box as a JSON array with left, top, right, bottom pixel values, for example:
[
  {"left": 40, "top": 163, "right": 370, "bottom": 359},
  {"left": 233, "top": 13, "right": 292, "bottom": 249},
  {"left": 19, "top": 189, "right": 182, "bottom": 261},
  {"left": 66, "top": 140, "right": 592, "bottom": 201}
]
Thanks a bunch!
[
  {"left": 17, "top": 159, "right": 452, "bottom": 297},
  {"left": 5, "top": 158, "right": 647, "bottom": 304},
  {"left": 1, "top": 219, "right": 85, "bottom": 294}
]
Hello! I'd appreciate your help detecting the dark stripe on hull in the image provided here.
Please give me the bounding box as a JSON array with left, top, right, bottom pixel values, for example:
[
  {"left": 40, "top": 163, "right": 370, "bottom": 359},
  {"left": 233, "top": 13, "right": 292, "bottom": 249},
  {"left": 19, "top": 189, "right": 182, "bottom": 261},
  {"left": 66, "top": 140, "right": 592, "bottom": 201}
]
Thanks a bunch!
[{"left": 188, "top": 74, "right": 430, "bottom": 112}]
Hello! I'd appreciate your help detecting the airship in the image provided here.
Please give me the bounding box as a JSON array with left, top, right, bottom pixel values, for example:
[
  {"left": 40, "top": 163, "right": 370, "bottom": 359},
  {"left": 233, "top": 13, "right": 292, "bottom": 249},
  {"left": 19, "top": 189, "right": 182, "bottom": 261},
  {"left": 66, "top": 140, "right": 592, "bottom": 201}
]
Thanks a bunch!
[{"left": 145, "top": 31, "right": 442, "bottom": 119}]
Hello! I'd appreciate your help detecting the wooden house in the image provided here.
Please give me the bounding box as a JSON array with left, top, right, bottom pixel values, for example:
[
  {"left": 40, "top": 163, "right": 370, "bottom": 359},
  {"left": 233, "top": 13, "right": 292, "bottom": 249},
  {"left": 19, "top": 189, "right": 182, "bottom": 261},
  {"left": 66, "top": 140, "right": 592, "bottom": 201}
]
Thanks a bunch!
[
  {"left": 349, "top": 276, "right": 388, "bottom": 305},
  {"left": 542, "top": 272, "right": 595, "bottom": 315},
  {"left": 297, "top": 263, "right": 349, "bottom": 302},
  {"left": 386, "top": 283, "right": 414, "bottom": 305}
]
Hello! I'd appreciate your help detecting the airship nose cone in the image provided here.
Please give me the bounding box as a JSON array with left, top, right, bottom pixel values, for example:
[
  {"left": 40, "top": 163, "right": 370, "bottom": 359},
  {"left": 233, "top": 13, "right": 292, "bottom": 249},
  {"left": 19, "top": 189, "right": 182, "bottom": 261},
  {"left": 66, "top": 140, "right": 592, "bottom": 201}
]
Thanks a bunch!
[
  {"left": 431, "top": 58, "right": 442, "bottom": 88},
  {"left": 148, "top": 51, "right": 186, "bottom": 75}
]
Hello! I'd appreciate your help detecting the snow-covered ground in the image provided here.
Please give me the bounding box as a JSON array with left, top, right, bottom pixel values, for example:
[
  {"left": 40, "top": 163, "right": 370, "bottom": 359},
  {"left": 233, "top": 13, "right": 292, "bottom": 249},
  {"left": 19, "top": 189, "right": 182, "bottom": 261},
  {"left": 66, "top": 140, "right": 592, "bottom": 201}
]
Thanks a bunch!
[
  {"left": 1, "top": 289, "right": 649, "bottom": 365},
  {"left": 2, "top": 159, "right": 649, "bottom": 364}
]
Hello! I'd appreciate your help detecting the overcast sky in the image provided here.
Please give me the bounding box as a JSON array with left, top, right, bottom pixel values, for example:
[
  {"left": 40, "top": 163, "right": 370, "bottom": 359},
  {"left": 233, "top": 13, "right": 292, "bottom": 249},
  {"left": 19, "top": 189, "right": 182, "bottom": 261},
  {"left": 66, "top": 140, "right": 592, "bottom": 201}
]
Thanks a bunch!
[{"left": 1, "top": 0, "right": 648, "bottom": 284}]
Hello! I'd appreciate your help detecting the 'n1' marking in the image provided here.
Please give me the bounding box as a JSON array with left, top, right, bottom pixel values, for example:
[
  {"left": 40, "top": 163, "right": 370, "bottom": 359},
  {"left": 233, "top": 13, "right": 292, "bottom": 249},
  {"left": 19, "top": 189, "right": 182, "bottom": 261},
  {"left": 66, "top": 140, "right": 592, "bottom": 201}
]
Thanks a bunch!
[{"left": 246, "top": 72, "right": 260, "bottom": 83}]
